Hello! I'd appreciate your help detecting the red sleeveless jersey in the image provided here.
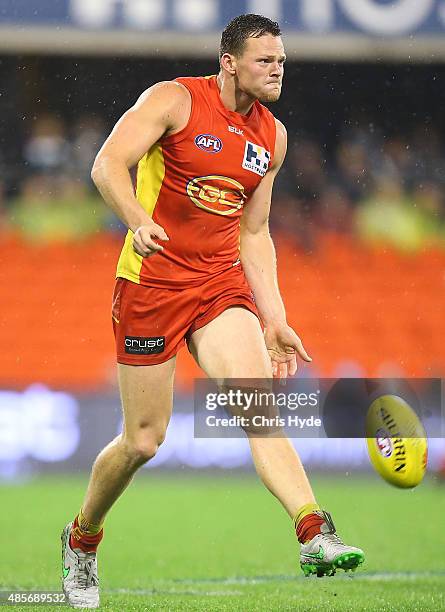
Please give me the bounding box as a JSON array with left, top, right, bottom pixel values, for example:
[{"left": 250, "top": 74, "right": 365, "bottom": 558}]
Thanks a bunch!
[{"left": 116, "top": 75, "right": 277, "bottom": 288}]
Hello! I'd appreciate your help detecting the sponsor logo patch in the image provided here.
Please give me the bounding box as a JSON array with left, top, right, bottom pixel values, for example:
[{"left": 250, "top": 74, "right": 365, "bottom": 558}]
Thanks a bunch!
[
  {"left": 125, "top": 336, "right": 165, "bottom": 355},
  {"left": 186, "top": 175, "right": 246, "bottom": 216},
  {"left": 242, "top": 141, "right": 271, "bottom": 176},
  {"left": 194, "top": 134, "right": 223, "bottom": 153}
]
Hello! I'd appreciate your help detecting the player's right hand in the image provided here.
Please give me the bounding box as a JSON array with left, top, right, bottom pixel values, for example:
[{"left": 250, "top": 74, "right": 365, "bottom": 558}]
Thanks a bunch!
[{"left": 132, "top": 223, "right": 169, "bottom": 257}]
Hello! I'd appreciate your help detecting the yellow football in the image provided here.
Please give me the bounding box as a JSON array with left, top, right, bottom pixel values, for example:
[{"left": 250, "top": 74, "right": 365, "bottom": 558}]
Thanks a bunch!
[{"left": 365, "top": 394, "right": 428, "bottom": 488}]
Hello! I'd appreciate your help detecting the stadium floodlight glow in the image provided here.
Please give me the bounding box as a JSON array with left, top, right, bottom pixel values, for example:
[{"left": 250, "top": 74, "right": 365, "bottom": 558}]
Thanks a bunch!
[
  {"left": 70, "top": 0, "right": 167, "bottom": 29},
  {"left": 70, "top": 0, "right": 219, "bottom": 30},
  {"left": 0, "top": 384, "right": 80, "bottom": 464},
  {"left": 337, "top": 0, "right": 435, "bottom": 35},
  {"left": 247, "top": 0, "right": 282, "bottom": 24},
  {"left": 300, "top": 0, "right": 334, "bottom": 33}
]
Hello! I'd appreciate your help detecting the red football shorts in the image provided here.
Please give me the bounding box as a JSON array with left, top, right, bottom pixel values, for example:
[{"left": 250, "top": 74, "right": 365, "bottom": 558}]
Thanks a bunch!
[{"left": 112, "top": 265, "right": 259, "bottom": 365}]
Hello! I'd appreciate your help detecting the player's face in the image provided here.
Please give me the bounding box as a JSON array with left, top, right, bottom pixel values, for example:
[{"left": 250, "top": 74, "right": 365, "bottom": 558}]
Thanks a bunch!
[{"left": 236, "top": 34, "right": 286, "bottom": 103}]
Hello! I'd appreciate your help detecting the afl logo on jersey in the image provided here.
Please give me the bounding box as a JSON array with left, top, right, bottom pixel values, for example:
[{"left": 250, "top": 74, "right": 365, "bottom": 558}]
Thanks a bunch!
[
  {"left": 186, "top": 175, "right": 246, "bottom": 216},
  {"left": 194, "top": 134, "right": 223, "bottom": 154}
]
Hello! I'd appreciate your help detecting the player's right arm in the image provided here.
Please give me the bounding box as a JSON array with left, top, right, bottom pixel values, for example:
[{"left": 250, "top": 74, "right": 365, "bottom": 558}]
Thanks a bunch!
[{"left": 91, "top": 81, "right": 191, "bottom": 256}]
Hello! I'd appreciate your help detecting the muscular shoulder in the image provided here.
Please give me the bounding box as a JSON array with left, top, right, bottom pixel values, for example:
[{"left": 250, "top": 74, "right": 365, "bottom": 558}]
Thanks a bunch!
[
  {"left": 136, "top": 80, "right": 190, "bottom": 106},
  {"left": 272, "top": 118, "right": 287, "bottom": 170},
  {"left": 274, "top": 117, "right": 287, "bottom": 141},
  {"left": 133, "top": 80, "right": 191, "bottom": 134}
]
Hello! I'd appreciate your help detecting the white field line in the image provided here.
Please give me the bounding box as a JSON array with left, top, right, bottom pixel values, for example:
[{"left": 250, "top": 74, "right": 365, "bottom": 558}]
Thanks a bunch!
[
  {"left": 4, "top": 573, "right": 443, "bottom": 600},
  {"left": 108, "top": 587, "right": 243, "bottom": 597},
  {"left": 104, "top": 571, "right": 445, "bottom": 595}
]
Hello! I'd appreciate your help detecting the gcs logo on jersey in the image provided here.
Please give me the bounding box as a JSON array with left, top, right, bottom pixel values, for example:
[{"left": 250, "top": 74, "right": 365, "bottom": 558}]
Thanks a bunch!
[
  {"left": 186, "top": 175, "right": 245, "bottom": 216},
  {"left": 194, "top": 134, "right": 223, "bottom": 154}
]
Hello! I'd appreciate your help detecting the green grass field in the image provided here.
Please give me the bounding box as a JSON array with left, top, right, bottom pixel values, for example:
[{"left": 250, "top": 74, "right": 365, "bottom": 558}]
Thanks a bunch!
[{"left": 2, "top": 473, "right": 444, "bottom": 611}]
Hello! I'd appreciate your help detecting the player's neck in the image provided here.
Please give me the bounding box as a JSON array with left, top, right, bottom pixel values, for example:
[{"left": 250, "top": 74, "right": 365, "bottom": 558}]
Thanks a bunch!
[{"left": 216, "top": 72, "right": 255, "bottom": 116}]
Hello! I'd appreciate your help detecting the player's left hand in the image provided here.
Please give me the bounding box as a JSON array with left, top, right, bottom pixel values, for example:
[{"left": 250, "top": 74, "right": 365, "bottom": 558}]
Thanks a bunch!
[{"left": 264, "top": 323, "right": 312, "bottom": 379}]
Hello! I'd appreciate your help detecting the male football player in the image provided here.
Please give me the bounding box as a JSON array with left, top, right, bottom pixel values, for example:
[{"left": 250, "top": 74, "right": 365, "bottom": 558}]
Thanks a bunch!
[{"left": 62, "top": 13, "right": 364, "bottom": 608}]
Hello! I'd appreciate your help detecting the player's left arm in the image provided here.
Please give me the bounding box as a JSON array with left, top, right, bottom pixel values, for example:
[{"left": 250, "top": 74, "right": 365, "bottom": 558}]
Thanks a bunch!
[{"left": 239, "top": 118, "right": 311, "bottom": 378}]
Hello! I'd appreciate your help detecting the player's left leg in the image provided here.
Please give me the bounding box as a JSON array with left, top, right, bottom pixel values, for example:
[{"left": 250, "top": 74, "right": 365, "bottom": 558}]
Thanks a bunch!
[{"left": 189, "top": 306, "right": 364, "bottom": 576}]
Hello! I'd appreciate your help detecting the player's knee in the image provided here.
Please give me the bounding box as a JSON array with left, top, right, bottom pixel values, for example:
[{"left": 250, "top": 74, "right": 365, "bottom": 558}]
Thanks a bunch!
[
  {"left": 134, "top": 443, "right": 158, "bottom": 464},
  {"left": 123, "top": 430, "right": 166, "bottom": 465}
]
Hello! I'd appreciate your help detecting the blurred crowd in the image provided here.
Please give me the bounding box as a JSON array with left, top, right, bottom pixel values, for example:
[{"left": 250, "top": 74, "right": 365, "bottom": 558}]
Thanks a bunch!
[
  {"left": 1, "top": 113, "right": 445, "bottom": 252},
  {"left": 274, "top": 123, "right": 445, "bottom": 252},
  {"left": 0, "top": 114, "right": 123, "bottom": 242}
]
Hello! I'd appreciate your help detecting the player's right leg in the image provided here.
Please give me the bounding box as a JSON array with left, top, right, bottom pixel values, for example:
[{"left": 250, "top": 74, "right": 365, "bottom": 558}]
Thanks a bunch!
[{"left": 62, "top": 358, "right": 176, "bottom": 609}]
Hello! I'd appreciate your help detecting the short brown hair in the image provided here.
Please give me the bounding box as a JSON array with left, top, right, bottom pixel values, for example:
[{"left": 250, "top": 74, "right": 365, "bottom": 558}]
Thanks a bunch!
[{"left": 219, "top": 14, "right": 281, "bottom": 59}]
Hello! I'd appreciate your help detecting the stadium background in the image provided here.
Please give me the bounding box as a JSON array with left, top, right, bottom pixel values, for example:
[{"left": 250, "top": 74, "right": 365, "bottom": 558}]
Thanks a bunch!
[{"left": 1, "top": 1, "right": 444, "bottom": 610}]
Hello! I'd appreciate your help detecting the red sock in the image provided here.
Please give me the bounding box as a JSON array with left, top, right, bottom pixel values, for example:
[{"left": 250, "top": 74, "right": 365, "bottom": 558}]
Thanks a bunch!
[
  {"left": 70, "top": 516, "right": 104, "bottom": 553},
  {"left": 295, "top": 512, "right": 325, "bottom": 544}
]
